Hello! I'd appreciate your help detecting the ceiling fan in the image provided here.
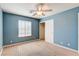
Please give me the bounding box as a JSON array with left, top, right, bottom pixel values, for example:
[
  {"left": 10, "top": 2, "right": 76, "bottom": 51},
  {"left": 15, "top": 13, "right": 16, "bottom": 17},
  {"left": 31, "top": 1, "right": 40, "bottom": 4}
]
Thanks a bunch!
[{"left": 30, "top": 3, "right": 52, "bottom": 17}]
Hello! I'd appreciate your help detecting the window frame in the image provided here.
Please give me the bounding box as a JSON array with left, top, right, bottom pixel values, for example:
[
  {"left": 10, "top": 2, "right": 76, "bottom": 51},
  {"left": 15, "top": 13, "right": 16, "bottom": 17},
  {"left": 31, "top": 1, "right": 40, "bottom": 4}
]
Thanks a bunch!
[{"left": 18, "top": 20, "right": 32, "bottom": 37}]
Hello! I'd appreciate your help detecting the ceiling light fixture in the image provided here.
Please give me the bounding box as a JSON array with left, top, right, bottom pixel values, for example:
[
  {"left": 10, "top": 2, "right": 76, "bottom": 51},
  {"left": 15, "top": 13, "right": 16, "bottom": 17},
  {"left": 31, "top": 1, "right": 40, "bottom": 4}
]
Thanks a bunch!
[{"left": 30, "top": 3, "right": 52, "bottom": 17}]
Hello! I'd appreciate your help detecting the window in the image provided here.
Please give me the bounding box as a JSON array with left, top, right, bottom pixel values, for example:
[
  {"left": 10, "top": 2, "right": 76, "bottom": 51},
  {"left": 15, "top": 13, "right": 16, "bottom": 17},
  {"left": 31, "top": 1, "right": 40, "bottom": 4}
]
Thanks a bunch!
[{"left": 18, "top": 20, "right": 32, "bottom": 37}]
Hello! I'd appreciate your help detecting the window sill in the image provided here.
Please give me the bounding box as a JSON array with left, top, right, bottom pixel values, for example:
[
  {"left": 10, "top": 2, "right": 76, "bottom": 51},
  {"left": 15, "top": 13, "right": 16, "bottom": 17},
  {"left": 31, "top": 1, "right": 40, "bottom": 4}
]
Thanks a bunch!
[{"left": 18, "top": 35, "right": 32, "bottom": 38}]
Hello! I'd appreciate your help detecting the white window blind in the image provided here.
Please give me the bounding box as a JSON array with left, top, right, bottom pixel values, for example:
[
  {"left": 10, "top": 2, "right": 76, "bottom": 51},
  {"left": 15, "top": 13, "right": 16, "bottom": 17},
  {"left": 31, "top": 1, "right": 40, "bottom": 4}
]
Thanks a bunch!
[{"left": 18, "top": 20, "right": 32, "bottom": 37}]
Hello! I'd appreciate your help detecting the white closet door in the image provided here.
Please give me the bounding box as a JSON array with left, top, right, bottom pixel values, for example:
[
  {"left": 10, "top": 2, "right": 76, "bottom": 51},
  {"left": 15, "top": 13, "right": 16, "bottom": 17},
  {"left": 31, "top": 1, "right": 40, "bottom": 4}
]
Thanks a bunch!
[
  {"left": 45, "top": 20, "right": 54, "bottom": 44},
  {"left": 78, "top": 13, "right": 79, "bottom": 52}
]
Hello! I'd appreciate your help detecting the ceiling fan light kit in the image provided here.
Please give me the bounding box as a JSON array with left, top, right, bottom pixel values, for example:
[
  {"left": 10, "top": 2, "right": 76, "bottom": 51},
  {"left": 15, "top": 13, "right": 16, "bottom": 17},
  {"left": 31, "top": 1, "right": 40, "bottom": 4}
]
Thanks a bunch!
[{"left": 30, "top": 3, "right": 52, "bottom": 17}]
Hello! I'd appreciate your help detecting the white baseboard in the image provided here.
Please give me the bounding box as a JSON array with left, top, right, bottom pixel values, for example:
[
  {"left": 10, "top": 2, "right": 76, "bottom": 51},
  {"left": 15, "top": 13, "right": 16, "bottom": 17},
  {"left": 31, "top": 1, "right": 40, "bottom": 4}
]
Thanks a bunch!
[
  {"left": 0, "top": 48, "right": 3, "bottom": 56},
  {"left": 3, "top": 39, "right": 39, "bottom": 48},
  {"left": 54, "top": 43, "right": 78, "bottom": 53}
]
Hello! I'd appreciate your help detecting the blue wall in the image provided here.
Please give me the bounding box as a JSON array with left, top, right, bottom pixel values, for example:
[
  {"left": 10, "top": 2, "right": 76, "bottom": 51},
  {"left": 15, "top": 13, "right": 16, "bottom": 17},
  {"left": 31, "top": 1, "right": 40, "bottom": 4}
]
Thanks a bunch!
[
  {"left": 40, "top": 7, "right": 79, "bottom": 50},
  {"left": 3, "top": 12, "right": 39, "bottom": 45},
  {"left": 3, "top": 7, "right": 79, "bottom": 50},
  {"left": 0, "top": 9, "right": 3, "bottom": 49}
]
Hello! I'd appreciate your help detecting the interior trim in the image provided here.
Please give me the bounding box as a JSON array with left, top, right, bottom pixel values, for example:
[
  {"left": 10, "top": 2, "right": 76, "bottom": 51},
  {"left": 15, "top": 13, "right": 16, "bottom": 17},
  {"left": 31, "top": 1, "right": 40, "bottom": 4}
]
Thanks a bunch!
[
  {"left": 78, "top": 13, "right": 79, "bottom": 52},
  {"left": 54, "top": 43, "right": 78, "bottom": 53},
  {"left": 3, "top": 39, "right": 39, "bottom": 48},
  {"left": 0, "top": 48, "right": 3, "bottom": 56}
]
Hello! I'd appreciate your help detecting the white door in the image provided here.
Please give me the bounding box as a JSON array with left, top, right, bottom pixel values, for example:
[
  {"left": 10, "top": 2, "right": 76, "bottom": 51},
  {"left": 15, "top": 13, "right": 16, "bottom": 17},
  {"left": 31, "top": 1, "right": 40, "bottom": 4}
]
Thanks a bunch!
[
  {"left": 45, "top": 20, "right": 54, "bottom": 44},
  {"left": 78, "top": 13, "right": 79, "bottom": 52}
]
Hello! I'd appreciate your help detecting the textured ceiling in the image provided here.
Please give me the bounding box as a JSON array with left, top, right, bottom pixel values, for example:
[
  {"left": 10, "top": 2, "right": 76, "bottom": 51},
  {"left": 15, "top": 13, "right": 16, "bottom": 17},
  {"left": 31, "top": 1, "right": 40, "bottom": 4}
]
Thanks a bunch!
[{"left": 0, "top": 3, "right": 79, "bottom": 19}]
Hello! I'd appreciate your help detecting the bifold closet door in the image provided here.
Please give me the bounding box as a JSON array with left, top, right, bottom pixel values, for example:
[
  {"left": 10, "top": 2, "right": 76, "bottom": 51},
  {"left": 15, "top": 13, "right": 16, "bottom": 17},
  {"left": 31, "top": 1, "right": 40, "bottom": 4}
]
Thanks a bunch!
[{"left": 45, "top": 20, "right": 54, "bottom": 44}]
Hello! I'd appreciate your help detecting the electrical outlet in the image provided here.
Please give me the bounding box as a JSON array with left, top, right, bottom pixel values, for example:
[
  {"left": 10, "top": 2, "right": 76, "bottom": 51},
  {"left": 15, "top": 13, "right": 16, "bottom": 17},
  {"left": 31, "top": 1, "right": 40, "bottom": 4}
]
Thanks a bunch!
[
  {"left": 60, "top": 42, "right": 63, "bottom": 44},
  {"left": 67, "top": 43, "right": 70, "bottom": 46},
  {"left": 10, "top": 40, "right": 13, "bottom": 43}
]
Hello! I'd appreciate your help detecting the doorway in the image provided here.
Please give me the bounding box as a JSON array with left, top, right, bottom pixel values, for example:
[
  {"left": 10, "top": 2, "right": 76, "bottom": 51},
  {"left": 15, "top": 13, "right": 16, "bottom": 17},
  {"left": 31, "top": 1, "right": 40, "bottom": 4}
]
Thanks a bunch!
[
  {"left": 39, "top": 23, "right": 45, "bottom": 40},
  {"left": 78, "top": 13, "right": 79, "bottom": 52},
  {"left": 39, "top": 20, "right": 54, "bottom": 44}
]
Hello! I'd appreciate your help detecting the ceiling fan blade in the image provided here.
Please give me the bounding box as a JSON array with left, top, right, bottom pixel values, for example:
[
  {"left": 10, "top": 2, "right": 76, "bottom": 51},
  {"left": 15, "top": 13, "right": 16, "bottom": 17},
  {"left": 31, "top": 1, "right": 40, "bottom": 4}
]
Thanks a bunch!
[
  {"left": 42, "top": 9, "right": 52, "bottom": 12},
  {"left": 42, "top": 13, "right": 45, "bottom": 16},
  {"left": 30, "top": 10, "right": 37, "bottom": 13},
  {"left": 30, "top": 9, "right": 52, "bottom": 13},
  {"left": 32, "top": 13, "right": 37, "bottom": 16}
]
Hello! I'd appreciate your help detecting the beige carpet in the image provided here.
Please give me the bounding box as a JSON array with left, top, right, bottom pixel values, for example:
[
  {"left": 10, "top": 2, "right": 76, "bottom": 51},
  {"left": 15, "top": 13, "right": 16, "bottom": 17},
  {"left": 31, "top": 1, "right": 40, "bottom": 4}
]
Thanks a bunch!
[{"left": 1, "top": 40, "right": 79, "bottom": 56}]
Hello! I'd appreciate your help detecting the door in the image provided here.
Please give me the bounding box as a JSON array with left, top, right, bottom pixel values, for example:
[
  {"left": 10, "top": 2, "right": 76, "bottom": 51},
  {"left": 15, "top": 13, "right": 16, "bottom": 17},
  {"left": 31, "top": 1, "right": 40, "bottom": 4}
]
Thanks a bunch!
[
  {"left": 40, "top": 23, "right": 45, "bottom": 40},
  {"left": 45, "top": 20, "right": 54, "bottom": 44},
  {"left": 78, "top": 13, "right": 79, "bottom": 52},
  {"left": 0, "top": 9, "right": 3, "bottom": 55}
]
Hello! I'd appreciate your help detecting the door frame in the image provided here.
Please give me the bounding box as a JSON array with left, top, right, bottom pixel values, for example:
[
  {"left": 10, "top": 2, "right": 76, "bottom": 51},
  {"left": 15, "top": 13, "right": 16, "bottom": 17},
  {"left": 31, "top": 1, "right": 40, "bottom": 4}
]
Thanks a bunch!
[
  {"left": 39, "top": 22, "right": 45, "bottom": 40},
  {"left": 78, "top": 13, "right": 79, "bottom": 53},
  {"left": 39, "top": 19, "right": 54, "bottom": 44}
]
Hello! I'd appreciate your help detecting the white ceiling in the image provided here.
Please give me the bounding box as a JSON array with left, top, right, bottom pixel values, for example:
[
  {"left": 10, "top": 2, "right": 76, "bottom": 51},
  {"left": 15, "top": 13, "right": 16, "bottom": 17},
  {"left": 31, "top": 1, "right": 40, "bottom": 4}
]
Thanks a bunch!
[{"left": 0, "top": 3, "right": 79, "bottom": 19}]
